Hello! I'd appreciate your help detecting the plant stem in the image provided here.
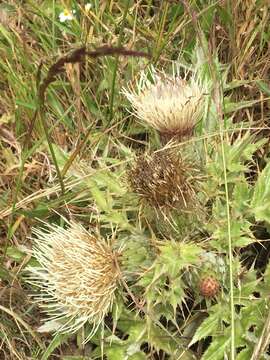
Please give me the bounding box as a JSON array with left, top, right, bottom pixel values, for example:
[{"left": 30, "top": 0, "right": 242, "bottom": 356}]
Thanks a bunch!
[{"left": 108, "top": 0, "right": 131, "bottom": 125}]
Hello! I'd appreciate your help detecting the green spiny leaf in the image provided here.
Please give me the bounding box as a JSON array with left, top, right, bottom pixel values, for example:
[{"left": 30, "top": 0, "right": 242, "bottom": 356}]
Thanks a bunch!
[{"left": 251, "top": 161, "right": 270, "bottom": 222}]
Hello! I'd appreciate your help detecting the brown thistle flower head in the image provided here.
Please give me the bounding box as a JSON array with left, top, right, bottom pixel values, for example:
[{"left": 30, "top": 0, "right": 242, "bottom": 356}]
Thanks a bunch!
[
  {"left": 27, "top": 222, "right": 120, "bottom": 336},
  {"left": 128, "top": 150, "right": 196, "bottom": 210},
  {"left": 123, "top": 66, "right": 207, "bottom": 141}
]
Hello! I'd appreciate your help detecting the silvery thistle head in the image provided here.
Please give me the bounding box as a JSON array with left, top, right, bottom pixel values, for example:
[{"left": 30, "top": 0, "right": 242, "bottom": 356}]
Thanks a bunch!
[
  {"left": 123, "top": 66, "right": 207, "bottom": 142},
  {"left": 27, "top": 221, "right": 120, "bottom": 337}
]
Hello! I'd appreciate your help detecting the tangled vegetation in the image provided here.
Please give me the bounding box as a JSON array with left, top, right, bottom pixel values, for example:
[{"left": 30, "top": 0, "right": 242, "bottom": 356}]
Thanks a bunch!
[{"left": 0, "top": 1, "right": 270, "bottom": 359}]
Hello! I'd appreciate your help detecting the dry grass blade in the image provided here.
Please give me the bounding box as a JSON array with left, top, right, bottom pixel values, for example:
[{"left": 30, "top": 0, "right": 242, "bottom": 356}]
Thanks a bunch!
[
  {"left": 0, "top": 305, "right": 44, "bottom": 349},
  {"left": 251, "top": 309, "right": 270, "bottom": 360}
]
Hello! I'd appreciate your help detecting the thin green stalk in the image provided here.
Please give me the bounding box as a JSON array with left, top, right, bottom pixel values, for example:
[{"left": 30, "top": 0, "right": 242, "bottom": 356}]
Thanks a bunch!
[
  {"left": 214, "top": 80, "right": 235, "bottom": 358},
  {"left": 181, "top": 2, "right": 235, "bottom": 355},
  {"left": 108, "top": 0, "right": 131, "bottom": 125},
  {"left": 153, "top": 2, "right": 169, "bottom": 64},
  {"left": 219, "top": 127, "right": 235, "bottom": 360},
  {"left": 212, "top": 62, "right": 235, "bottom": 360}
]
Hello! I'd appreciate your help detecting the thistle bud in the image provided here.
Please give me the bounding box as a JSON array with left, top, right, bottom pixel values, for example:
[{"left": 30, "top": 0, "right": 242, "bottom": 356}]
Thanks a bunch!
[{"left": 199, "top": 276, "right": 220, "bottom": 298}]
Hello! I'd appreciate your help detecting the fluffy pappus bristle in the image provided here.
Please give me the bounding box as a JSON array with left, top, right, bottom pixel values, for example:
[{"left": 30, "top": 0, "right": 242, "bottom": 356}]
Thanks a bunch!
[
  {"left": 123, "top": 66, "right": 208, "bottom": 142},
  {"left": 27, "top": 221, "right": 120, "bottom": 337}
]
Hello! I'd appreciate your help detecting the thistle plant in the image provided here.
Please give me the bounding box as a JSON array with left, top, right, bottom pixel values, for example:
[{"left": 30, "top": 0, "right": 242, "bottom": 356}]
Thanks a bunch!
[
  {"left": 128, "top": 150, "right": 198, "bottom": 211},
  {"left": 123, "top": 66, "right": 207, "bottom": 142},
  {"left": 27, "top": 221, "right": 120, "bottom": 336},
  {"left": 1, "top": 1, "right": 270, "bottom": 359}
]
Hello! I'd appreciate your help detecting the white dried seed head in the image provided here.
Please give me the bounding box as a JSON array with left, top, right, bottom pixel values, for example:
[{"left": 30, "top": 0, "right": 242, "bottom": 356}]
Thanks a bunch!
[
  {"left": 27, "top": 222, "right": 120, "bottom": 336},
  {"left": 123, "top": 66, "right": 207, "bottom": 140}
]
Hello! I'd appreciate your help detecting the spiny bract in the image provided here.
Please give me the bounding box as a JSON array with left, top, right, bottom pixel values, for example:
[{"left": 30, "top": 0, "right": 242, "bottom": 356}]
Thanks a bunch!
[
  {"left": 27, "top": 221, "right": 120, "bottom": 337},
  {"left": 128, "top": 150, "right": 196, "bottom": 210}
]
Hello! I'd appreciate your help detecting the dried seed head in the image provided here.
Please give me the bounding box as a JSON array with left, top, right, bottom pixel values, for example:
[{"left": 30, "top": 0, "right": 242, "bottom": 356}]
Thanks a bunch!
[
  {"left": 27, "top": 222, "right": 120, "bottom": 336},
  {"left": 199, "top": 276, "right": 220, "bottom": 298},
  {"left": 123, "top": 67, "right": 207, "bottom": 141},
  {"left": 128, "top": 151, "right": 196, "bottom": 210}
]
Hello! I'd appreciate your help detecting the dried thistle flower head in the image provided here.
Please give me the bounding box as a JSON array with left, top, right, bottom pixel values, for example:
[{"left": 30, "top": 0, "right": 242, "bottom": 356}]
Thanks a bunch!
[
  {"left": 128, "top": 150, "right": 196, "bottom": 210},
  {"left": 27, "top": 222, "right": 120, "bottom": 336},
  {"left": 123, "top": 66, "right": 207, "bottom": 142}
]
